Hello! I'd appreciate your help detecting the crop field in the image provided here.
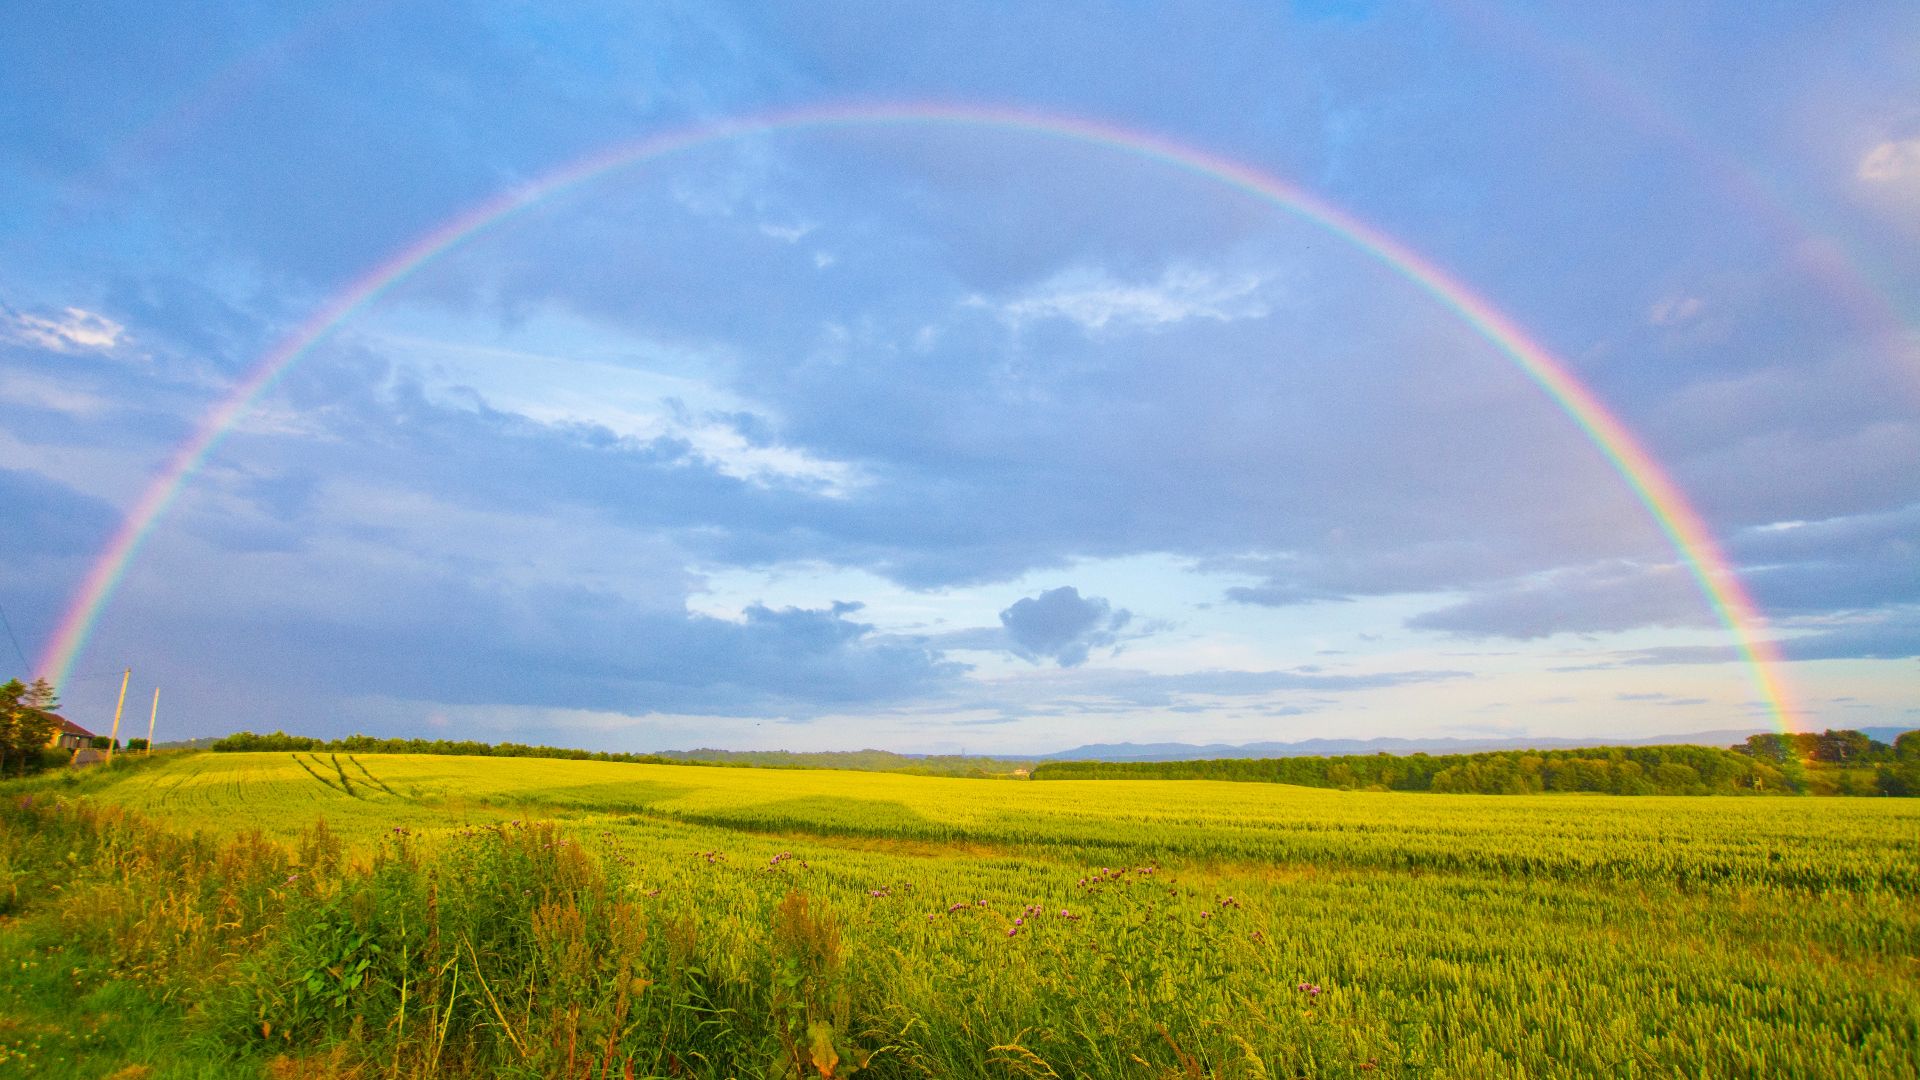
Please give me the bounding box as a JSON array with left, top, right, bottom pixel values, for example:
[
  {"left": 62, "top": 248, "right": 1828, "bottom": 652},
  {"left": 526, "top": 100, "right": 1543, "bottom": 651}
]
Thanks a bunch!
[{"left": 4, "top": 751, "right": 1918, "bottom": 1078}]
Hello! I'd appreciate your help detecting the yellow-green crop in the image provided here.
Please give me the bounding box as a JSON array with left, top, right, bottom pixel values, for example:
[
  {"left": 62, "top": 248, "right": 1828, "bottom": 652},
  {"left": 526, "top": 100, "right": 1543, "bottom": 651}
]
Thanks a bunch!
[{"left": 5, "top": 751, "right": 1916, "bottom": 1078}]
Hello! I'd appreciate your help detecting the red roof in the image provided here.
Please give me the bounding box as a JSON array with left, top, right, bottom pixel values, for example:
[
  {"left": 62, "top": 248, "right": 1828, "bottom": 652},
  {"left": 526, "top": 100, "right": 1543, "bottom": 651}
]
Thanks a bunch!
[{"left": 55, "top": 715, "right": 94, "bottom": 738}]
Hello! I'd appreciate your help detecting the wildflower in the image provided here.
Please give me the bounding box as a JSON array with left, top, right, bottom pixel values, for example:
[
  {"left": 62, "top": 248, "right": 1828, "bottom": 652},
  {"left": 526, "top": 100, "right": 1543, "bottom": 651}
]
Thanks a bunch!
[
  {"left": 1006, "top": 927, "right": 1017, "bottom": 937},
  {"left": 1013, "top": 917, "right": 1024, "bottom": 926}
]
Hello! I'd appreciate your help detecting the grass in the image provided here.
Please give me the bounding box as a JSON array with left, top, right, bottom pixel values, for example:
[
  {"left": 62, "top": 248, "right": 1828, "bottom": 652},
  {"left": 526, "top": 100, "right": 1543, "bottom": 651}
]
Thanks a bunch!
[{"left": 3, "top": 751, "right": 1916, "bottom": 1077}]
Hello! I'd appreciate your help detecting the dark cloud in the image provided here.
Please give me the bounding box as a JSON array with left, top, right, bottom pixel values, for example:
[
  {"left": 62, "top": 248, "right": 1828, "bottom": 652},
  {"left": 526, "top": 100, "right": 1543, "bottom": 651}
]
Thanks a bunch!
[
  {"left": 1563, "top": 607, "right": 1920, "bottom": 668},
  {"left": 1405, "top": 560, "right": 1710, "bottom": 640},
  {"left": 998, "top": 586, "right": 1130, "bottom": 667},
  {"left": 0, "top": 467, "right": 118, "bottom": 557},
  {"left": 140, "top": 574, "right": 968, "bottom": 728},
  {"left": 1733, "top": 504, "right": 1920, "bottom": 615}
]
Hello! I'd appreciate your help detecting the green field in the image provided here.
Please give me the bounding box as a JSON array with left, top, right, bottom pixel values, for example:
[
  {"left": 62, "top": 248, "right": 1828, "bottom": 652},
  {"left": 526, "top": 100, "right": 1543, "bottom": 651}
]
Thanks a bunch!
[{"left": 4, "top": 751, "right": 1917, "bottom": 1078}]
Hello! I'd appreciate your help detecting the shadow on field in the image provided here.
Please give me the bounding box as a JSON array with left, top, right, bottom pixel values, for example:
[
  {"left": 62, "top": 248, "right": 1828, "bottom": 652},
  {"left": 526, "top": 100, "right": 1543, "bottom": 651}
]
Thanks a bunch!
[
  {"left": 504, "top": 778, "right": 701, "bottom": 814},
  {"left": 671, "top": 795, "right": 951, "bottom": 840}
]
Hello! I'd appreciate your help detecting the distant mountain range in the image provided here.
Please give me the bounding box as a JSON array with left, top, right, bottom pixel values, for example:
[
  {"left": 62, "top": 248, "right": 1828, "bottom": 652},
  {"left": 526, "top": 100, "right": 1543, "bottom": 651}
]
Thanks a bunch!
[{"left": 1041, "top": 726, "right": 1915, "bottom": 762}]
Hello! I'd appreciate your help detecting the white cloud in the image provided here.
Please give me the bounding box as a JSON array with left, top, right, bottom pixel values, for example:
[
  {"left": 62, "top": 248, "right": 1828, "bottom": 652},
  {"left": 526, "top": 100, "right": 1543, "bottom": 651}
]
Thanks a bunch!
[
  {"left": 759, "top": 220, "right": 815, "bottom": 243},
  {"left": 1649, "top": 296, "right": 1703, "bottom": 326},
  {"left": 990, "top": 264, "right": 1269, "bottom": 332},
  {"left": 375, "top": 331, "right": 866, "bottom": 496},
  {"left": 1858, "top": 138, "right": 1920, "bottom": 182},
  {"left": 6, "top": 307, "right": 125, "bottom": 352}
]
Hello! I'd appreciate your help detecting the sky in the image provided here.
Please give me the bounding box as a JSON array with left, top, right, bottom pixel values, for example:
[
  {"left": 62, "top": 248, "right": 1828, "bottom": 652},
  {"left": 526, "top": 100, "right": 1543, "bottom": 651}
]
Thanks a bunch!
[{"left": 1, "top": 1, "right": 1915, "bottom": 754}]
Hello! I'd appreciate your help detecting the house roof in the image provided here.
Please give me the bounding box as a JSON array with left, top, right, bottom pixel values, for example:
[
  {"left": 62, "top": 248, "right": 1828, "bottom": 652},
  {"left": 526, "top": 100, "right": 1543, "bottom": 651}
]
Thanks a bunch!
[{"left": 55, "top": 715, "right": 94, "bottom": 738}]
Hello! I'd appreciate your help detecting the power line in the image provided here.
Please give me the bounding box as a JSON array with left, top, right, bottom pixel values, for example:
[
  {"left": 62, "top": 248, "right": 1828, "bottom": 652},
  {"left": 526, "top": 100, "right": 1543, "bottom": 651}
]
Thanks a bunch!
[{"left": 0, "top": 600, "right": 30, "bottom": 678}]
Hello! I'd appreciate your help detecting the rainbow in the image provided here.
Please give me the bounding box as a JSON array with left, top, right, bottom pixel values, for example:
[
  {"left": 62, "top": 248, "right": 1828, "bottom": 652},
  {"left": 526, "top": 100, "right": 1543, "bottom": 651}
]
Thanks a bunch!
[{"left": 35, "top": 102, "right": 1801, "bottom": 731}]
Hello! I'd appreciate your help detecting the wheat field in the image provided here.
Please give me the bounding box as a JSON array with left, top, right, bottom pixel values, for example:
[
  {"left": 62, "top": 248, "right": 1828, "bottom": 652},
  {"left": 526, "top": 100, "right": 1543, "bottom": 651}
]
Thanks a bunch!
[{"left": 3, "top": 751, "right": 1916, "bottom": 1078}]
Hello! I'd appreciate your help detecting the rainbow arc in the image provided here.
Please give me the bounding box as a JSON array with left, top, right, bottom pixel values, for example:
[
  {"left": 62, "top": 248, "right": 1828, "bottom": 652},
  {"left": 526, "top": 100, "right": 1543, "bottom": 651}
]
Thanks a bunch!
[{"left": 36, "top": 103, "right": 1800, "bottom": 732}]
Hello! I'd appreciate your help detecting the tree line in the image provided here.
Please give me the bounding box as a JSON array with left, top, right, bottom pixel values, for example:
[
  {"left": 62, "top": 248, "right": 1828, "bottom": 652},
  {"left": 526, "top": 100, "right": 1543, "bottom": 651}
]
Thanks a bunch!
[
  {"left": 212, "top": 730, "right": 680, "bottom": 765},
  {"left": 1031, "top": 729, "right": 1920, "bottom": 796},
  {"left": 210, "top": 731, "right": 1032, "bottom": 777}
]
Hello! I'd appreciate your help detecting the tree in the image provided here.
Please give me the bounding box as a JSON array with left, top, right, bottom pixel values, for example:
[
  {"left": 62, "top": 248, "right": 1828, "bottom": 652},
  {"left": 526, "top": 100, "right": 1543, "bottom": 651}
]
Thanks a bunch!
[
  {"left": 0, "top": 678, "right": 63, "bottom": 776},
  {"left": 1813, "top": 729, "right": 1875, "bottom": 764},
  {"left": 1894, "top": 730, "right": 1920, "bottom": 761},
  {"left": 1737, "top": 733, "right": 1794, "bottom": 763}
]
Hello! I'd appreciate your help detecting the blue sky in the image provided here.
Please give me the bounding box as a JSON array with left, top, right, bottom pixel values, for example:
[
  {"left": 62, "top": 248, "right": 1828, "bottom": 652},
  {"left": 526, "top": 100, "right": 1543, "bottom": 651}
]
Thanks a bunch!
[{"left": 1, "top": 1, "right": 1914, "bottom": 753}]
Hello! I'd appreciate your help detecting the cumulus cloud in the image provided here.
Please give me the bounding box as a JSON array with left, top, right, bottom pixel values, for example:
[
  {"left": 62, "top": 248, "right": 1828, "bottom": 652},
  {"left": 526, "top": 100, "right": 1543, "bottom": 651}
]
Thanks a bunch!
[{"left": 999, "top": 586, "right": 1132, "bottom": 667}]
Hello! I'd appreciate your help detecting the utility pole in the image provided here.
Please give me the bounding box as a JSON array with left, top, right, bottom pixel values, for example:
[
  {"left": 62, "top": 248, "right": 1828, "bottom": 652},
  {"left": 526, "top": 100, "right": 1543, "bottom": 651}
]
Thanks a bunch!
[
  {"left": 106, "top": 668, "right": 129, "bottom": 765},
  {"left": 145, "top": 687, "right": 159, "bottom": 756}
]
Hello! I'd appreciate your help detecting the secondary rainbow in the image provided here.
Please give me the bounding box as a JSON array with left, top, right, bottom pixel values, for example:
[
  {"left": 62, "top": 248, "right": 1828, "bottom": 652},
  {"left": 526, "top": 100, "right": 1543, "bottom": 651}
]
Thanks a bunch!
[{"left": 36, "top": 101, "right": 1801, "bottom": 731}]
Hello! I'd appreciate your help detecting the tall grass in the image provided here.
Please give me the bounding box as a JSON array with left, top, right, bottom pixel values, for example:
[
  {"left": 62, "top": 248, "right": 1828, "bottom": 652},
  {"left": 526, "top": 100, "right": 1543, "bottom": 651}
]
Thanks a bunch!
[{"left": 3, "top": 753, "right": 1917, "bottom": 1078}]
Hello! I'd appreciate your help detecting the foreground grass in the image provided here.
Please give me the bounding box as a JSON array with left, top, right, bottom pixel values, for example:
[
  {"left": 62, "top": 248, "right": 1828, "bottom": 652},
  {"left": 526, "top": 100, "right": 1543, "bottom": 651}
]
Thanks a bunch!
[{"left": 3, "top": 752, "right": 1916, "bottom": 1077}]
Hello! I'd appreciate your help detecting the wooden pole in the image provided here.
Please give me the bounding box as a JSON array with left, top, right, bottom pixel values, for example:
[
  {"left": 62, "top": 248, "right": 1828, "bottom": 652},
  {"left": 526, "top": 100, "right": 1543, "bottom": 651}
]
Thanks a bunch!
[
  {"left": 106, "top": 668, "right": 129, "bottom": 765},
  {"left": 145, "top": 687, "right": 159, "bottom": 756}
]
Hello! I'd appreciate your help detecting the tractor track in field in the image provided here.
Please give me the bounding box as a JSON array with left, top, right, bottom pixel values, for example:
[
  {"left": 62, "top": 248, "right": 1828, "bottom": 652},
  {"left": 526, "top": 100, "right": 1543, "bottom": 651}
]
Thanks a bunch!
[
  {"left": 344, "top": 755, "right": 403, "bottom": 799},
  {"left": 291, "top": 753, "right": 355, "bottom": 798}
]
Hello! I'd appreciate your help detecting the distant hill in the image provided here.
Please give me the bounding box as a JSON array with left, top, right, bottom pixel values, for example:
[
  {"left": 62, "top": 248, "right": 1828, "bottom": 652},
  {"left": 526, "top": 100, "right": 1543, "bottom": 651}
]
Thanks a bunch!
[
  {"left": 1042, "top": 729, "right": 1803, "bottom": 762},
  {"left": 1045, "top": 726, "right": 1918, "bottom": 762}
]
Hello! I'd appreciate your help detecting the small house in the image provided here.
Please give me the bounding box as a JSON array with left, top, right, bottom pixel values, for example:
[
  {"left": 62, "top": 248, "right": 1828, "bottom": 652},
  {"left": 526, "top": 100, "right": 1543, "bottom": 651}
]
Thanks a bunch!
[{"left": 47, "top": 716, "right": 95, "bottom": 752}]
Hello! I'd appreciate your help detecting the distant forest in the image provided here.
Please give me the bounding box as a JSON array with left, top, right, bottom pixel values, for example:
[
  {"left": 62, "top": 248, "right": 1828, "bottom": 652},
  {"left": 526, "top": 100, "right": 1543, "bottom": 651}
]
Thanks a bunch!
[
  {"left": 1034, "top": 729, "right": 1919, "bottom": 797},
  {"left": 209, "top": 731, "right": 1032, "bottom": 778}
]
